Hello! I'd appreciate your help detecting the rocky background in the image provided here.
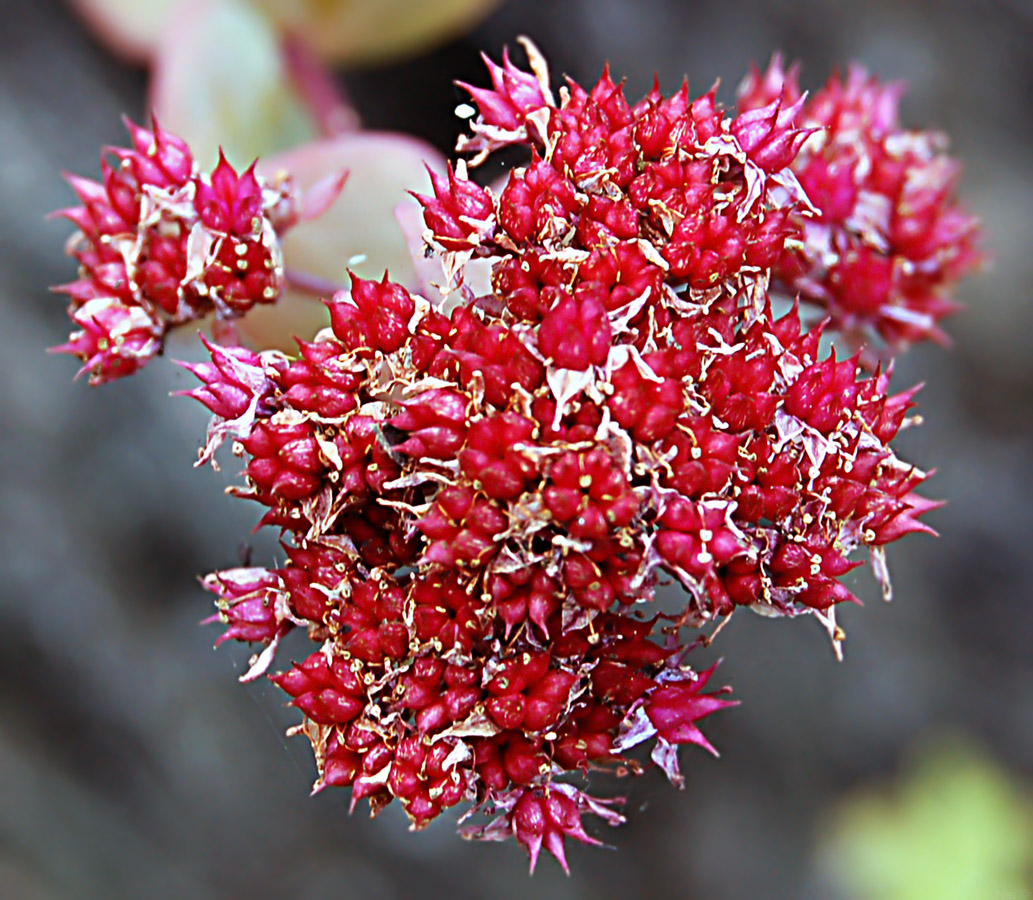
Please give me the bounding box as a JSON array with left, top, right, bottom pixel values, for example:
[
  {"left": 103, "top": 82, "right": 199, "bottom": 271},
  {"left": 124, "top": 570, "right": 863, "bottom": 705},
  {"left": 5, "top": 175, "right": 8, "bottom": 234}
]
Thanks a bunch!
[{"left": 1, "top": 0, "right": 1031, "bottom": 897}]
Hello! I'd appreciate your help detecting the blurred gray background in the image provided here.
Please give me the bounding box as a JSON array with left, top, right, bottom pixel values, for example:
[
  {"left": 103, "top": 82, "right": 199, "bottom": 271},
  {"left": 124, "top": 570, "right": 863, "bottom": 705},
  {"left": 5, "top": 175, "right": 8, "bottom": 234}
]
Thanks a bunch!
[{"left": 1, "top": 0, "right": 1031, "bottom": 897}]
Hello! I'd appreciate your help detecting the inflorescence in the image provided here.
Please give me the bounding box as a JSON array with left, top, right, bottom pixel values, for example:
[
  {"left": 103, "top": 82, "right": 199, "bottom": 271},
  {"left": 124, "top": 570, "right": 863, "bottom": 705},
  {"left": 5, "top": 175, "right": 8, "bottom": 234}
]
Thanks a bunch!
[
  {"left": 52, "top": 118, "right": 300, "bottom": 383},
  {"left": 53, "top": 42, "right": 979, "bottom": 871}
]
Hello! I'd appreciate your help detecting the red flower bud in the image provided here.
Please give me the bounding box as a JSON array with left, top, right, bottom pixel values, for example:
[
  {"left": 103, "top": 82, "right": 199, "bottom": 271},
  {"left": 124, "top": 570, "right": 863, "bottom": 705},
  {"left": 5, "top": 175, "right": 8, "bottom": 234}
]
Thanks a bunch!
[
  {"left": 645, "top": 664, "right": 738, "bottom": 755},
  {"left": 538, "top": 290, "right": 611, "bottom": 370},
  {"left": 328, "top": 273, "right": 415, "bottom": 354}
]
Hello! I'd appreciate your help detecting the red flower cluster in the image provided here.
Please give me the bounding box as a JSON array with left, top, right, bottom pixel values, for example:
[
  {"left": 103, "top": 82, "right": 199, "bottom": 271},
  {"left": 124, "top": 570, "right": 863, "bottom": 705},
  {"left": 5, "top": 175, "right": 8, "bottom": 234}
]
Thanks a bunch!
[
  {"left": 52, "top": 119, "right": 298, "bottom": 383},
  {"left": 181, "top": 43, "right": 973, "bottom": 870},
  {"left": 738, "top": 56, "right": 981, "bottom": 350}
]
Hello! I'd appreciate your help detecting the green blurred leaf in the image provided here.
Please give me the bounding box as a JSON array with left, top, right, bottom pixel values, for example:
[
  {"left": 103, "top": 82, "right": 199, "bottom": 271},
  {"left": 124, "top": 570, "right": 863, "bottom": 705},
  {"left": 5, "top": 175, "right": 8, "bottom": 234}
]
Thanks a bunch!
[
  {"left": 68, "top": 0, "right": 175, "bottom": 63},
  {"left": 149, "top": 0, "right": 317, "bottom": 169},
  {"left": 822, "top": 737, "right": 1033, "bottom": 900},
  {"left": 251, "top": 0, "right": 500, "bottom": 65},
  {"left": 71, "top": 0, "right": 498, "bottom": 65}
]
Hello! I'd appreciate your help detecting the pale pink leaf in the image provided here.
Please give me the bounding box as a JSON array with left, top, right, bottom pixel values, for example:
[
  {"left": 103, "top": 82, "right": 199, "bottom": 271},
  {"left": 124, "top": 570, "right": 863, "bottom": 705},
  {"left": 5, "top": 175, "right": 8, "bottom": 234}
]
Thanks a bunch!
[{"left": 239, "top": 132, "right": 445, "bottom": 349}]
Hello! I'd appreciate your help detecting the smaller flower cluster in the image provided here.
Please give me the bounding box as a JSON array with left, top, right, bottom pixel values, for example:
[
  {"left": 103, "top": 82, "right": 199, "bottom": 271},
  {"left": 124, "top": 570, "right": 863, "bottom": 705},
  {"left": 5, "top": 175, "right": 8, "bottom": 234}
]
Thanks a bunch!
[
  {"left": 52, "top": 119, "right": 298, "bottom": 383},
  {"left": 738, "top": 57, "right": 981, "bottom": 350}
]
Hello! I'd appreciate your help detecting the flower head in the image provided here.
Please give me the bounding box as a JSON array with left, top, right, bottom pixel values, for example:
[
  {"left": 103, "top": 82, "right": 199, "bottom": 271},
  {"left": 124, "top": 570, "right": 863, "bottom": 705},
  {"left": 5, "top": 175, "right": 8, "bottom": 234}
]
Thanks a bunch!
[
  {"left": 52, "top": 119, "right": 298, "bottom": 384},
  {"left": 173, "top": 42, "right": 975, "bottom": 870}
]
